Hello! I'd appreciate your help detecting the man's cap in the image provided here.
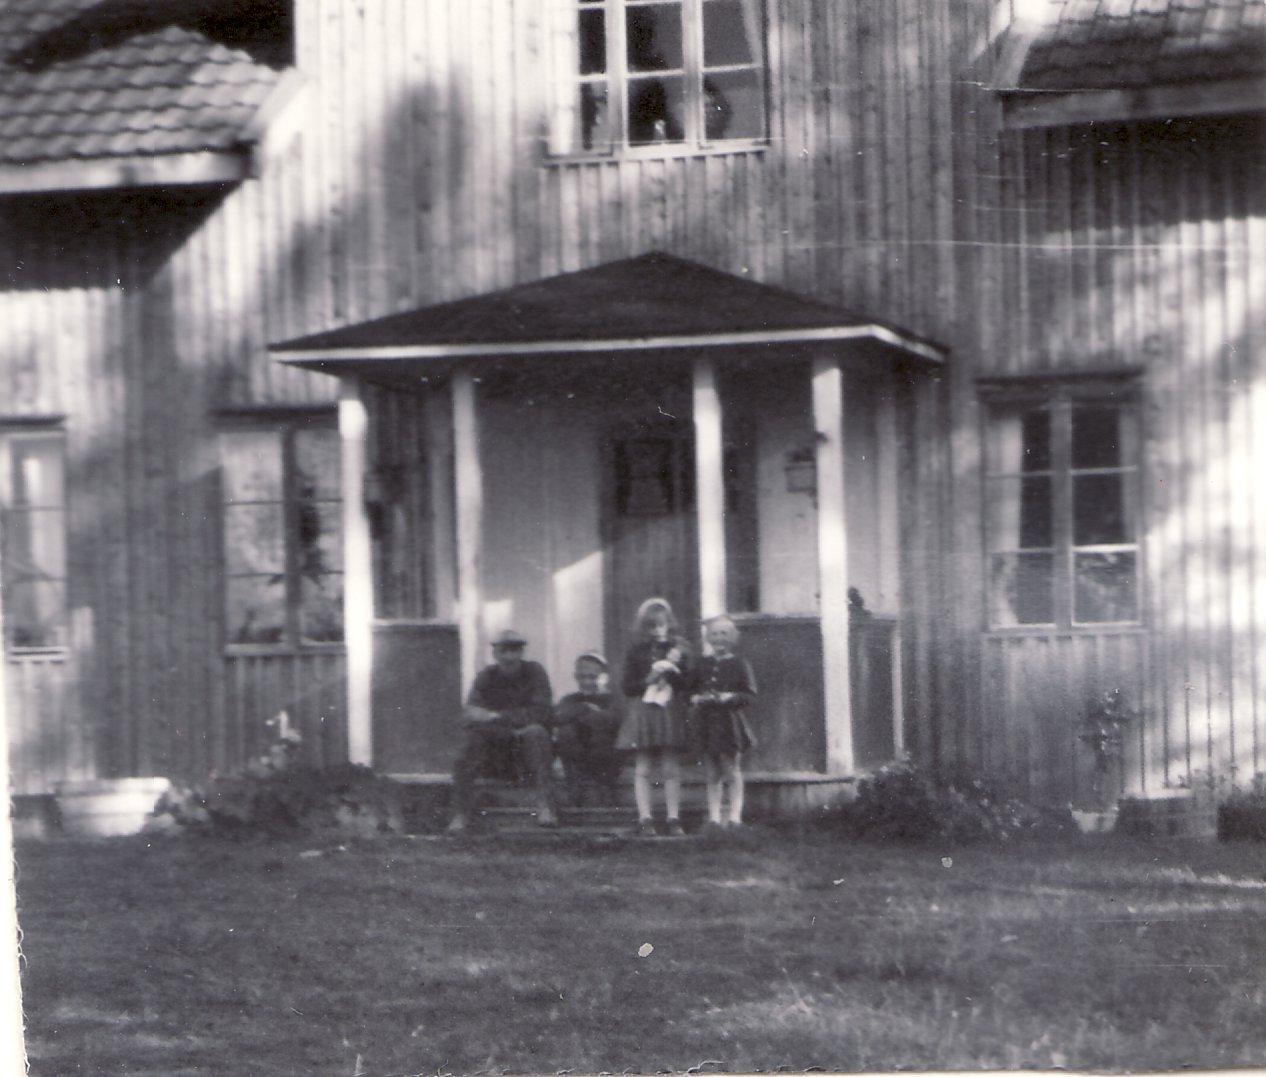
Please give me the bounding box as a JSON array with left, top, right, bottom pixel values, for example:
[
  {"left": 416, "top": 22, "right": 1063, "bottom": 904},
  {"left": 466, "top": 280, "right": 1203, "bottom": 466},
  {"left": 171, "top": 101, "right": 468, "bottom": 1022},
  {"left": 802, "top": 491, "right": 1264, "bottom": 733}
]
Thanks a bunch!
[
  {"left": 491, "top": 629, "right": 527, "bottom": 648},
  {"left": 575, "top": 650, "right": 608, "bottom": 670}
]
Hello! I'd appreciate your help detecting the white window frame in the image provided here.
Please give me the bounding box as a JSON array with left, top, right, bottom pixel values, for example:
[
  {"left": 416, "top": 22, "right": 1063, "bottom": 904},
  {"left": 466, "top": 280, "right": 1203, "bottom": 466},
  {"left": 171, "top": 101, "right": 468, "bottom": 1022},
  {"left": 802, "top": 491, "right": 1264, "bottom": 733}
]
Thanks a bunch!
[
  {"left": 980, "top": 380, "right": 1144, "bottom": 632},
  {"left": 547, "top": 0, "right": 768, "bottom": 158},
  {"left": 0, "top": 424, "right": 68, "bottom": 654},
  {"left": 219, "top": 413, "right": 344, "bottom": 654}
]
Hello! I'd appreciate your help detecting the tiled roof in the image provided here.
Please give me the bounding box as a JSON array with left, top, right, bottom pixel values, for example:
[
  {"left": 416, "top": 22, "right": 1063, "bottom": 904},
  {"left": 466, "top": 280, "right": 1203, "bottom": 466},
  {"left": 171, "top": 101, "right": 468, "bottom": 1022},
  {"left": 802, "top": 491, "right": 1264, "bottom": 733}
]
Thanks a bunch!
[
  {"left": 0, "top": 0, "right": 282, "bottom": 165},
  {"left": 1020, "top": 0, "right": 1266, "bottom": 90}
]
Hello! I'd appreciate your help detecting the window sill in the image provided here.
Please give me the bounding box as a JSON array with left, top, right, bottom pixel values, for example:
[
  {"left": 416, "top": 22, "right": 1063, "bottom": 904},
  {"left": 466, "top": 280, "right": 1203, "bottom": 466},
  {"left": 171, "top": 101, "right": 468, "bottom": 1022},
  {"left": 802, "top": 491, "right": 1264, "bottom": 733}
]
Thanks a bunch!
[
  {"left": 224, "top": 643, "right": 347, "bottom": 658},
  {"left": 5, "top": 646, "right": 69, "bottom": 660},
  {"left": 542, "top": 140, "right": 768, "bottom": 166}
]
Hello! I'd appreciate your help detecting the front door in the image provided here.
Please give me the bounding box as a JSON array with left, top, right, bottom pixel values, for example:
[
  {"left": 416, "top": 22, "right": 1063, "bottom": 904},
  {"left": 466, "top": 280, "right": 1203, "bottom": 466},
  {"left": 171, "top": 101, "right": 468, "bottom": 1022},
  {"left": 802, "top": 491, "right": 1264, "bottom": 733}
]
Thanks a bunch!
[{"left": 605, "top": 424, "right": 699, "bottom": 663}]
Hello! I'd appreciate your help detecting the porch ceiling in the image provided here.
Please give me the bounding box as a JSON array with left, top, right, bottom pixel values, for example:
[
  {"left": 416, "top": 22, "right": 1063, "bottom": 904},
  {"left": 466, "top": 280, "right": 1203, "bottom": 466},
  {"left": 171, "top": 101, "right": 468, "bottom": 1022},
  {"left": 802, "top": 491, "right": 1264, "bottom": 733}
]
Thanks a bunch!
[{"left": 269, "top": 252, "right": 946, "bottom": 376}]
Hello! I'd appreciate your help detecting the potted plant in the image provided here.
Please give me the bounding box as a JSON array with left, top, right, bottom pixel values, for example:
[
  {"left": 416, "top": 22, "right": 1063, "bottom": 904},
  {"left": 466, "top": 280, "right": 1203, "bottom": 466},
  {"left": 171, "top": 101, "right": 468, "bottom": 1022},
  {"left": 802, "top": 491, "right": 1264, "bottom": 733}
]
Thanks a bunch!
[{"left": 1072, "top": 687, "right": 1137, "bottom": 833}]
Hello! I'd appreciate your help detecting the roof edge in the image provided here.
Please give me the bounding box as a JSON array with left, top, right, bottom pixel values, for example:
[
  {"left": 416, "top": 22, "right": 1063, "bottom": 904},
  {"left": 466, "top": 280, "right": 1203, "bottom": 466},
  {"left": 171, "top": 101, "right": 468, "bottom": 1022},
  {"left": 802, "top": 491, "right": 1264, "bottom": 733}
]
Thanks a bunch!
[
  {"left": 271, "top": 325, "right": 948, "bottom": 367},
  {"left": 1000, "top": 75, "right": 1266, "bottom": 129},
  {"left": 0, "top": 149, "right": 251, "bottom": 195}
]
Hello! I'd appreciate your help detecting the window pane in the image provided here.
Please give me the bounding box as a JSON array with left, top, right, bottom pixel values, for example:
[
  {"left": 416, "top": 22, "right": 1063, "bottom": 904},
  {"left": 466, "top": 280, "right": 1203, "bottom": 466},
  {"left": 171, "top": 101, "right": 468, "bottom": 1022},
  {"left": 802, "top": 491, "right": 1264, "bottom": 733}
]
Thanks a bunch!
[
  {"left": 222, "top": 431, "right": 282, "bottom": 502},
  {"left": 579, "top": 5, "right": 606, "bottom": 74},
  {"left": 578, "top": 82, "right": 611, "bottom": 149},
  {"left": 990, "top": 552, "right": 1054, "bottom": 626},
  {"left": 226, "top": 576, "right": 286, "bottom": 644},
  {"left": 626, "top": 3, "right": 683, "bottom": 71},
  {"left": 294, "top": 427, "right": 341, "bottom": 501},
  {"left": 1074, "top": 552, "right": 1137, "bottom": 623},
  {"left": 297, "top": 501, "right": 342, "bottom": 581},
  {"left": 301, "top": 575, "right": 344, "bottom": 643},
  {"left": 1072, "top": 405, "right": 1133, "bottom": 469},
  {"left": 984, "top": 404, "right": 1050, "bottom": 474},
  {"left": 702, "top": 69, "right": 763, "bottom": 140},
  {"left": 628, "top": 75, "right": 685, "bottom": 143},
  {"left": 3, "top": 507, "right": 66, "bottom": 583},
  {"left": 224, "top": 504, "right": 285, "bottom": 574},
  {"left": 10, "top": 435, "right": 65, "bottom": 508},
  {"left": 1073, "top": 472, "right": 1134, "bottom": 545},
  {"left": 986, "top": 475, "right": 1052, "bottom": 549},
  {"left": 703, "top": 0, "right": 756, "bottom": 65},
  {"left": 4, "top": 579, "right": 66, "bottom": 648},
  {"left": 616, "top": 439, "right": 675, "bottom": 514}
]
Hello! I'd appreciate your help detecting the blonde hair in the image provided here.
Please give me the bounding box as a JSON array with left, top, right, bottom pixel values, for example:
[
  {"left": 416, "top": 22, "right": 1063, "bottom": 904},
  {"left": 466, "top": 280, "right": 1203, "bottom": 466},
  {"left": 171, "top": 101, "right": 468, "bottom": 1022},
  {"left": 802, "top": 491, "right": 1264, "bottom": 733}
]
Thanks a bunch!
[
  {"left": 705, "top": 614, "right": 740, "bottom": 642},
  {"left": 632, "top": 596, "right": 677, "bottom": 636}
]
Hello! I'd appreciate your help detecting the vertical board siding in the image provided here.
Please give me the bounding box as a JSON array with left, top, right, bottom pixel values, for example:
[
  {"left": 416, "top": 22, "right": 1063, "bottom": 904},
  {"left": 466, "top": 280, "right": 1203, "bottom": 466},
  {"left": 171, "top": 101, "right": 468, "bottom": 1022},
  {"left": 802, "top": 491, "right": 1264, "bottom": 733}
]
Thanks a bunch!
[
  {"left": 2, "top": 0, "right": 1263, "bottom": 799},
  {"left": 966, "top": 117, "right": 1266, "bottom": 798}
]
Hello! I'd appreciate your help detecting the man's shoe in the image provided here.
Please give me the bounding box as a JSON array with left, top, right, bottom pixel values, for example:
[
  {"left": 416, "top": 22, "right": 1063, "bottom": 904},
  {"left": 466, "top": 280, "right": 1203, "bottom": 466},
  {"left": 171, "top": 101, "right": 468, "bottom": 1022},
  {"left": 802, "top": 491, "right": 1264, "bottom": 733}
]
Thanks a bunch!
[
  {"left": 664, "top": 820, "right": 687, "bottom": 838},
  {"left": 536, "top": 806, "right": 559, "bottom": 828},
  {"left": 445, "top": 814, "right": 468, "bottom": 834}
]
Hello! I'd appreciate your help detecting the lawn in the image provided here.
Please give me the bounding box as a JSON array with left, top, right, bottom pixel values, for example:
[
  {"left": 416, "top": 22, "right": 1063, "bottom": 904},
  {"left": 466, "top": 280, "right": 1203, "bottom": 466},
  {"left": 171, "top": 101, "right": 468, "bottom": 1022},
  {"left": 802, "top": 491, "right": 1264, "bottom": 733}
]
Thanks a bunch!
[{"left": 14, "top": 828, "right": 1266, "bottom": 1076}]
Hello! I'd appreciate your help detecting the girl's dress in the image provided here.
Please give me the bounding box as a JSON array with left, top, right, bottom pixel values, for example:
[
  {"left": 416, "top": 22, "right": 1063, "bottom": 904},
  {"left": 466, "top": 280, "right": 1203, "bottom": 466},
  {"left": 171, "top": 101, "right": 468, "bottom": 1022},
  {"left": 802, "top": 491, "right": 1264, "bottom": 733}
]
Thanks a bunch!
[
  {"left": 615, "top": 636, "right": 691, "bottom": 751},
  {"left": 688, "top": 653, "right": 758, "bottom": 757}
]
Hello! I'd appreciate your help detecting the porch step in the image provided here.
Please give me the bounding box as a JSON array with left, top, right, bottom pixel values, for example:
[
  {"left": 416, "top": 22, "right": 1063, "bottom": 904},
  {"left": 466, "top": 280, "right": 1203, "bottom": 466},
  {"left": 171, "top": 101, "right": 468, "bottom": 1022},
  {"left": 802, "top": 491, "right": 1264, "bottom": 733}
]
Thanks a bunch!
[{"left": 390, "top": 770, "right": 856, "bottom": 830}]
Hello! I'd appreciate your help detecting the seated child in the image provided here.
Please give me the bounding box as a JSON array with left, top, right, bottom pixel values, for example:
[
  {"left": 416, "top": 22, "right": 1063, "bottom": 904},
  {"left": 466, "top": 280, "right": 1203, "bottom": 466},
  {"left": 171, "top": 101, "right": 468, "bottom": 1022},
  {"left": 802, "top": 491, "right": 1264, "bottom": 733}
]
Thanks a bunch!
[{"left": 552, "top": 651, "right": 623, "bottom": 807}]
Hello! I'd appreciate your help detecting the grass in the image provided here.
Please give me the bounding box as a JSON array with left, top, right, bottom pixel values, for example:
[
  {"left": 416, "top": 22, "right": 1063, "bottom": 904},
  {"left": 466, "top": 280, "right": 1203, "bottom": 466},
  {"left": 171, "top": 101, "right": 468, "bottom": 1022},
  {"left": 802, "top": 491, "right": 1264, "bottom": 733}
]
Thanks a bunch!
[{"left": 14, "top": 827, "right": 1266, "bottom": 1076}]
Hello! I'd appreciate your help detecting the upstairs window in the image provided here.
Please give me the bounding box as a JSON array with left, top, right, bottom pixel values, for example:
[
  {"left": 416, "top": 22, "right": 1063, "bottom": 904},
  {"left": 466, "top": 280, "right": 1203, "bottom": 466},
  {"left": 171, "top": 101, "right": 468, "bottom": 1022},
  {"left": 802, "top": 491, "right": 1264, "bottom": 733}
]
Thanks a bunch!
[
  {"left": 0, "top": 428, "right": 67, "bottom": 651},
  {"left": 220, "top": 418, "right": 343, "bottom": 649},
  {"left": 982, "top": 384, "right": 1141, "bottom": 629},
  {"left": 549, "top": 0, "right": 766, "bottom": 155}
]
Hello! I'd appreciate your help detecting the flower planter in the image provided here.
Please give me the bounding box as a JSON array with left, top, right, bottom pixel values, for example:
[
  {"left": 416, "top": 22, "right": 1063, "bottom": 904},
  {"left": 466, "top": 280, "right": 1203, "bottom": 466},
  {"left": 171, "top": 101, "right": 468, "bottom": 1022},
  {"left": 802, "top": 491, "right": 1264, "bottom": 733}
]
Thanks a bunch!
[
  {"left": 54, "top": 777, "right": 171, "bottom": 837},
  {"left": 1070, "top": 807, "right": 1118, "bottom": 835}
]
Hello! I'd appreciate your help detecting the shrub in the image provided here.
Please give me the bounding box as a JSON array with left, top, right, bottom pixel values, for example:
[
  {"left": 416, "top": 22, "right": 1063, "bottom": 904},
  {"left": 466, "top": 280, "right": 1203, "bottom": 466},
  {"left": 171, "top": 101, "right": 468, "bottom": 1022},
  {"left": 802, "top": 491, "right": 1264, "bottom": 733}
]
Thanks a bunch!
[
  {"left": 156, "top": 763, "right": 407, "bottom": 837},
  {"left": 1218, "top": 774, "right": 1266, "bottom": 842},
  {"left": 826, "top": 759, "right": 1064, "bottom": 844}
]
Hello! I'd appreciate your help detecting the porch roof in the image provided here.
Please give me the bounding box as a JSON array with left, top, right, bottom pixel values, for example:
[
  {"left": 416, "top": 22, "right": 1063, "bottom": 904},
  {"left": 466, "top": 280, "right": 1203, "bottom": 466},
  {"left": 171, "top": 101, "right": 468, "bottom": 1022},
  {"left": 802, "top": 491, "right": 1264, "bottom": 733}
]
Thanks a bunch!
[{"left": 269, "top": 253, "right": 947, "bottom": 374}]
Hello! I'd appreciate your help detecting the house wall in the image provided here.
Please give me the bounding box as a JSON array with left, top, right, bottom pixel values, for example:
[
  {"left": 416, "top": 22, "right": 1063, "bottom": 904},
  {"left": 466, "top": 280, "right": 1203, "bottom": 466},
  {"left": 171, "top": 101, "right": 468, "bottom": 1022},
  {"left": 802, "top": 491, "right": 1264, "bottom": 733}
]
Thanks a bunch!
[
  {"left": 944, "top": 113, "right": 1266, "bottom": 801},
  {"left": 2, "top": 0, "right": 1262, "bottom": 800}
]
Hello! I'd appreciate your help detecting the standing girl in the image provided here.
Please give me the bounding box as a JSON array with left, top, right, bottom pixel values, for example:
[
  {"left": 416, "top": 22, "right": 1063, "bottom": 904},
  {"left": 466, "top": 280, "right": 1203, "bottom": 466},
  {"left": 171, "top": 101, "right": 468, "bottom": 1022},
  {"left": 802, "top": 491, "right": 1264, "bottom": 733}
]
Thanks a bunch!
[
  {"left": 689, "top": 615, "right": 757, "bottom": 828},
  {"left": 615, "top": 597, "right": 691, "bottom": 837}
]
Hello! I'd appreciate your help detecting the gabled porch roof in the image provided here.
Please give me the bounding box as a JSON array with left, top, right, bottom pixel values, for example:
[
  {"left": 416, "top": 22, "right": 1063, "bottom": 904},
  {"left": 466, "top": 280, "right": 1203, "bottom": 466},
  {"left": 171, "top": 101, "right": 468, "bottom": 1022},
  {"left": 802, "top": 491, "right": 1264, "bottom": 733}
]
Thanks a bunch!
[{"left": 269, "top": 253, "right": 946, "bottom": 375}]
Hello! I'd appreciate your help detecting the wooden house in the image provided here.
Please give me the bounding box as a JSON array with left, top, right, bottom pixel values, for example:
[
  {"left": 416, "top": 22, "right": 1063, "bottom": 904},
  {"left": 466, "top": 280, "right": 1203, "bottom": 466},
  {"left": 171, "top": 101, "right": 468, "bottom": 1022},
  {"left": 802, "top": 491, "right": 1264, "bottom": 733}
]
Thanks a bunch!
[{"left": 1, "top": 0, "right": 1263, "bottom": 815}]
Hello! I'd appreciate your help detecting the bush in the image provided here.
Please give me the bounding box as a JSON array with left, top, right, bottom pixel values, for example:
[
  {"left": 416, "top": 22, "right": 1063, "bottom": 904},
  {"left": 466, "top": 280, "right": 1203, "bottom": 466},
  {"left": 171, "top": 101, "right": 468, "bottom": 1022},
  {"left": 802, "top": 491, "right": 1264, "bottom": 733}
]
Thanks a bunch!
[
  {"left": 826, "top": 759, "right": 1065, "bottom": 843},
  {"left": 155, "top": 763, "right": 406, "bottom": 838},
  {"left": 1218, "top": 774, "right": 1266, "bottom": 842}
]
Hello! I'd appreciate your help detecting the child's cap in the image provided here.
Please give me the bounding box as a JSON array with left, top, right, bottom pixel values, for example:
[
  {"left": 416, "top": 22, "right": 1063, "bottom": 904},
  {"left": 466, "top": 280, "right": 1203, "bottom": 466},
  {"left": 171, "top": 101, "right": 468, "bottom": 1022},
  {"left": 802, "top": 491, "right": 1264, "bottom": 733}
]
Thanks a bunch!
[{"left": 575, "top": 650, "right": 608, "bottom": 670}]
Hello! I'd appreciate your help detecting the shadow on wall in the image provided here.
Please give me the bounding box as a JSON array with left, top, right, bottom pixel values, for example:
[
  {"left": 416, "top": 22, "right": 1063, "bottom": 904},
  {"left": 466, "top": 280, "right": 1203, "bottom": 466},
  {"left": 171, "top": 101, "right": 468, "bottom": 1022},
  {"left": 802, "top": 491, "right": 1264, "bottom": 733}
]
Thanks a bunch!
[{"left": 0, "top": 188, "right": 229, "bottom": 292}]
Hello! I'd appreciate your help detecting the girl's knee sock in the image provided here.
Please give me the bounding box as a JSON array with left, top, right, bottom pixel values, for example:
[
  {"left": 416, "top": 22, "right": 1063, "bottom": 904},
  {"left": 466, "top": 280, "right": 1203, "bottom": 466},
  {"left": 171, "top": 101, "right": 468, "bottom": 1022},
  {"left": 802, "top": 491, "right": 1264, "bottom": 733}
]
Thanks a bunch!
[
  {"left": 728, "top": 765, "right": 745, "bottom": 824},
  {"left": 633, "top": 754, "right": 653, "bottom": 821},
  {"left": 663, "top": 755, "right": 681, "bottom": 820},
  {"left": 706, "top": 774, "right": 723, "bottom": 824}
]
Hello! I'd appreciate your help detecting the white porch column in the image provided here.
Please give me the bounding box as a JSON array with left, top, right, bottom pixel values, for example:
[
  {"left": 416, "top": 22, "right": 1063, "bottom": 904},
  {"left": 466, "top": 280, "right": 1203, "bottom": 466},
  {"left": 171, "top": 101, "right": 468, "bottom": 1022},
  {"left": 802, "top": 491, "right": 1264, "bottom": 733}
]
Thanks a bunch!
[
  {"left": 812, "top": 352, "right": 854, "bottom": 774},
  {"left": 693, "top": 355, "right": 727, "bottom": 621},
  {"left": 339, "top": 378, "right": 374, "bottom": 766},
  {"left": 452, "top": 370, "right": 484, "bottom": 693}
]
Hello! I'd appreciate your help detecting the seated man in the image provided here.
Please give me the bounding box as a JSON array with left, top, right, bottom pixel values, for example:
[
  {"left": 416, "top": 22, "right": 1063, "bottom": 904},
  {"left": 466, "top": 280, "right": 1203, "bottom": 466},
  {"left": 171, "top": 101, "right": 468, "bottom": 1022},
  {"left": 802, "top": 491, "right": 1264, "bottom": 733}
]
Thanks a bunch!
[
  {"left": 552, "top": 651, "right": 623, "bottom": 807},
  {"left": 448, "top": 630, "right": 556, "bottom": 832}
]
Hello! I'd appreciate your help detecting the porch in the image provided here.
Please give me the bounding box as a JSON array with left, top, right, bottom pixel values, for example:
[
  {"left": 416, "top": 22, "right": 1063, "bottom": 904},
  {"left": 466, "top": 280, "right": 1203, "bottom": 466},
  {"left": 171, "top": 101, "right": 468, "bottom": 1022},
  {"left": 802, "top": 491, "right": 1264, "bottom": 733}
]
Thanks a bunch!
[{"left": 270, "top": 253, "right": 945, "bottom": 794}]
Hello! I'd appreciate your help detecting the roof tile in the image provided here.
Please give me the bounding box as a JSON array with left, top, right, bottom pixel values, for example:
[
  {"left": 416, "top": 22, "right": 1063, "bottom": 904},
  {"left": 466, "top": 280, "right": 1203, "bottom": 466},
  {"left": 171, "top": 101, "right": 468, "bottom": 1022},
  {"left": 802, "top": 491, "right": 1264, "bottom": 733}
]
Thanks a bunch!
[
  {"left": 1019, "top": 0, "right": 1266, "bottom": 89},
  {"left": 0, "top": 4, "right": 282, "bottom": 166}
]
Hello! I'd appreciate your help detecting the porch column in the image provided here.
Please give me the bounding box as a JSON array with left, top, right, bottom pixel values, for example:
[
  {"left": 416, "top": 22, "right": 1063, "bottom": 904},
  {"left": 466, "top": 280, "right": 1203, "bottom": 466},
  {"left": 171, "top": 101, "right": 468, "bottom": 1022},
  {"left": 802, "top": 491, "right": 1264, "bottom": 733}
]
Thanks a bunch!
[
  {"left": 693, "top": 355, "right": 726, "bottom": 620},
  {"left": 812, "top": 352, "right": 854, "bottom": 774},
  {"left": 451, "top": 370, "right": 484, "bottom": 693},
  {"left": 339, "top": 378, "right": 374, "bottom": 766}
]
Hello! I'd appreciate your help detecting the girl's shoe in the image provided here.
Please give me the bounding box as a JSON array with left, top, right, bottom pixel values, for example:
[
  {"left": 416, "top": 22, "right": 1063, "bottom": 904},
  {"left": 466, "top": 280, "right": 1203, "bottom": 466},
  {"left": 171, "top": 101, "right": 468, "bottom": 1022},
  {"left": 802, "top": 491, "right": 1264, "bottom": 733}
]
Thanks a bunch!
[
  {"left": 632, "top": 818, "right": 657, "bottom": 838},
  {"left": 664, "top": 820, "right": 686, "bottom": 838}
]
